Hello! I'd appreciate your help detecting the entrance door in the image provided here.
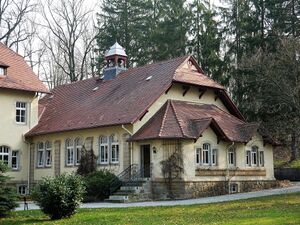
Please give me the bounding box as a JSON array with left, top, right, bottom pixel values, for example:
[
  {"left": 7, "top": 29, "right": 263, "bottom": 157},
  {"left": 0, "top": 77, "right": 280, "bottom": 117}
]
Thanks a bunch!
[{"left": 140, "top": 145, "right": 151, "bottom": 178}]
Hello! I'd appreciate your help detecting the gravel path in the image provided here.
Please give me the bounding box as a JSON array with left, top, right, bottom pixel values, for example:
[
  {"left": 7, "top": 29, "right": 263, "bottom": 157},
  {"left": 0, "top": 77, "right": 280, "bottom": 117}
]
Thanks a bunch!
[{"left": 15, "top": 182, "right": 300, "bottom": 211}]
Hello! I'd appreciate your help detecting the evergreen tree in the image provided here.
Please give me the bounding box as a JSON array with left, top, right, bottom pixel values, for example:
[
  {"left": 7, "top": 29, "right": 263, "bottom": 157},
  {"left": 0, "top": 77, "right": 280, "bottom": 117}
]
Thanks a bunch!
[
  {"left": 189, "top": 0, "right": 225, "bottom": 84},
  {"left": 150, "top": 0, "right": 190, "bottom": 61},
  {"left": 0, "top": 161, "right": 19, "bottom": 217}
]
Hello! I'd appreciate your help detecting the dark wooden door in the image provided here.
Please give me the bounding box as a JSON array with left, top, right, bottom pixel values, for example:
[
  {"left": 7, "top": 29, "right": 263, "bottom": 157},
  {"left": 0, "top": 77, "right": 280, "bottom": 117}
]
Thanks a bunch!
[{"left": 141, "top": 145, "right": 151, "bottom": 178}]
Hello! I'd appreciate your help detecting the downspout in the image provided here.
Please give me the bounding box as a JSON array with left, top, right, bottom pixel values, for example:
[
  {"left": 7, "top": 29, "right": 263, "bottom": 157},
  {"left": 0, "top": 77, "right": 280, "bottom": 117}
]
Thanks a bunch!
[
  {"left": 226, "top": 142, "right": 235, "bottom": 194},
  {"left": 121, "top": 125, "right": 133, "bottom": 166},
  {"left": 24, "top": 92, "right": 38, "bottom": 192}
]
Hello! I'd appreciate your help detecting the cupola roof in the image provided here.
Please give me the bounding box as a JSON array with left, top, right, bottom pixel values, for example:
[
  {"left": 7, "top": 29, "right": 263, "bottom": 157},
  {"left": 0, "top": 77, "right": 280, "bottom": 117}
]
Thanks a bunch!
[{"left": 105, "top": 41, "right": 127, "bottom": 57}]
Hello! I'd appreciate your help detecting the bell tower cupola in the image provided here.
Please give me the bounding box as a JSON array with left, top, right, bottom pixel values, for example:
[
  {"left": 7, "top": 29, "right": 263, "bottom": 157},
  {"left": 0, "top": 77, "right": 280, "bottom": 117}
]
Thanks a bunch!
[{"left": 103, "top": 42, "right": 127, "bottom": 80}]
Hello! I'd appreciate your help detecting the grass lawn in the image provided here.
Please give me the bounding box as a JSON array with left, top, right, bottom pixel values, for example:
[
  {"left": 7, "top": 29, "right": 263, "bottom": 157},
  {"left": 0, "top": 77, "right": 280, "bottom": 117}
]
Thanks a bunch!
[
  {"left": 274, "top": 159, "right": 300, "bottom": 168},
  {"left": 1, "top": 193, "right": 300, "bottom": 225}
]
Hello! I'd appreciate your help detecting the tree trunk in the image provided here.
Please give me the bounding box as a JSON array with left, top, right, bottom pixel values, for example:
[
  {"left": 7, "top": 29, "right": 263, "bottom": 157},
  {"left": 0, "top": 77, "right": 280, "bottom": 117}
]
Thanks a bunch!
[{"left": 290, "top": 132, "right": 297, "bottom": 162}]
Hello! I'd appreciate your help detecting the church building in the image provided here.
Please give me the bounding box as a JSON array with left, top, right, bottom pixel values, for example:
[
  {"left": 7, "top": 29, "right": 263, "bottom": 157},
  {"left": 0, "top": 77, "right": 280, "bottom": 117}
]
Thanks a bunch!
[{"left": 0, "top": 42, "right": 279, "bottom": 200}]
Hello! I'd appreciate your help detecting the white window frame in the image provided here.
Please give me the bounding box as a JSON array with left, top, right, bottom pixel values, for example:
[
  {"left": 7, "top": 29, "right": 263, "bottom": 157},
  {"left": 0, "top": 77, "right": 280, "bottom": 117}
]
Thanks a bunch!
[
  {"left": 45, "top": 141, "right": 52, "bottom": 167},
  {"left": 202, "top": 143, "right": 210, "bottom": 166},
  {"left": 212, "top": 149, "right": 218, "bottom": 166},
  {"left": 99, "top": 136, "right": 109, "bottom": 165},
  {"left": 259, "top": 151, "right": 264, "bottom": 167},
  {"left": 110, "top": 135, "right": 119, "bottom": 164},
  {"left": 16, "top": 101, "right": 27, "bottom": 124},
  {"left": 37, "top": 142, "right": 45, "bottom": 167},
  {"left": 246, "top": 150, "right": 251, "bottom": 166},
  {"left": 11, "top": 150, "right": 19, "bottom": 170},
  {"left": 0, "top": 146, "right": 10, "bottom": 165},
  {"left": 195, "top": 147, "right": 201, "bottom": 165},
  {"left": 66, "top": 139, "right": 74, "bottom": 166},
  {"left": 75, "top": 138, "right": 82, "bottom": 165},
  {"left": 251, "top": 146, "right": 258, "bottom": 166},
  {"left": 228, "top": 148, "right": 236, "bottom": 167}
]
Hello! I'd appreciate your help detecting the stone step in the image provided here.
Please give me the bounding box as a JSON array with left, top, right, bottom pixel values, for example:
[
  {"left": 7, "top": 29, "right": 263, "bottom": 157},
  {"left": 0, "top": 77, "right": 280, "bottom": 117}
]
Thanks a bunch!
[
  {"left": 114, "top": 190, "right": 136, "bottom": 195},
  {"left": 120, "top": 186, "right": 142, "bottom": 191},
  {"left": 108, "top": 195, "right": 129, "bottom": 202}
]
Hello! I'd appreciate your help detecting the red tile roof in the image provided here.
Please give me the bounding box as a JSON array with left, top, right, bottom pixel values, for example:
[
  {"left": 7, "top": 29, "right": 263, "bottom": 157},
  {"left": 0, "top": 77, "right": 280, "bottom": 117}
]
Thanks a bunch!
[
  {"left": 130, "top": 100, "right": 258, "bottom": 142},
  {"left": 26, "top": 55, "right": 242, "bottom": 137},
  {"left": 0, "top": 43, "right": 48, "bottom": 93}
]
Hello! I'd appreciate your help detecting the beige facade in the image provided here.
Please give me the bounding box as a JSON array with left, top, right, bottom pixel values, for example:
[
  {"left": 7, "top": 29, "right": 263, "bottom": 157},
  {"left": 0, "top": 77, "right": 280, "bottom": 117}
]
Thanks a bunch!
[
  {"left": 0, "top": 88, "right": 39, "bottom": 192},
  {"left": 26, "top": 83, "right": 275, "bottom": 189}
]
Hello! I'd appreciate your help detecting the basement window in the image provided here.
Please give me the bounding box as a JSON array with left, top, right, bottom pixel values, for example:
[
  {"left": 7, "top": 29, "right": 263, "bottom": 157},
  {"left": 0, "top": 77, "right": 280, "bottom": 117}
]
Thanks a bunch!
[{"left": 230, "top": 183, "right": 238, "bottom": 194}]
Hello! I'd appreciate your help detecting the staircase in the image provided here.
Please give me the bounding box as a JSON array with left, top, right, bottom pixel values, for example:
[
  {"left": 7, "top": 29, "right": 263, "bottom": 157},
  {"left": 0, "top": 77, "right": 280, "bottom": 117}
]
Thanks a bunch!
[{"left": 107, "top": 164, "right": 152, "bottom": 203}]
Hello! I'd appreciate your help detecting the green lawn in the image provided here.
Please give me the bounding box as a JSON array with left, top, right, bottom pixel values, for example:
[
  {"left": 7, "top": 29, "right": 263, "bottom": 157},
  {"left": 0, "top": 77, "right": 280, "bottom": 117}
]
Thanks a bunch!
[{"left": 1, "top": 193, "right": 300, "bottom": 225}]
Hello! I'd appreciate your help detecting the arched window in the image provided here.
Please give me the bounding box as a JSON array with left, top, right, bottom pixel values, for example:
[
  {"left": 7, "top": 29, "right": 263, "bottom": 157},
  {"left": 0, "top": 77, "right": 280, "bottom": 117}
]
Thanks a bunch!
[
  {"left": 75, "top": 138, "right": 83, "bottom": 165},
  {"left": 99, "top": 136, "right": 109, "bottom": 164},
  {"left": 110, "top": 135, "right": 119, "bottom": 164},
  {"left": 202, "top": 143, "right": 210, "bottom": 165},
  {"left": 251, "top": 146, "right": 258, "bottom": 166},
  {"left": 0, "top": 146, "right": 10, "bottom": 165},
  {"left": 45, "top": 141, "right": 52, "bottom": 167},
  {"left": 37, "top": 142, "right": 45, "bottom": 167},
  {"left": 65, "top": 139, "right": 74, "bottom": 166}
]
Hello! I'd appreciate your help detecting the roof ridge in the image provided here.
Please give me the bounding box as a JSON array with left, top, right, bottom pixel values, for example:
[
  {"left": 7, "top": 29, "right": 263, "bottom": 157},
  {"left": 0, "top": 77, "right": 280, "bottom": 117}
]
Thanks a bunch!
[
  {"left": 158, "top": 100, "right": 171, "bottom": 137},
  {"left": 169, "top": 100, "right": 185, "bottom": 137},
  {"left": 120, "top": 55, "right": 189, "bottom": 75}
]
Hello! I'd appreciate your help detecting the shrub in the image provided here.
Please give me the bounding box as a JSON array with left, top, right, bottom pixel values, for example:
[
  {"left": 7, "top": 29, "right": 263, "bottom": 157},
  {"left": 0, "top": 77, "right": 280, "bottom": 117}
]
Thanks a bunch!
[
  {"left": 32, "top": 173, "right": 85, "bottom": 220},
  {"left": 0, "top": 161, "right": 19, "bottom": 217},
  {"left": 84, "top": 170, "right": 118, "bottom": 202},
  {"left": 77, "top": 147, "right": 97, "bottom": 176}
]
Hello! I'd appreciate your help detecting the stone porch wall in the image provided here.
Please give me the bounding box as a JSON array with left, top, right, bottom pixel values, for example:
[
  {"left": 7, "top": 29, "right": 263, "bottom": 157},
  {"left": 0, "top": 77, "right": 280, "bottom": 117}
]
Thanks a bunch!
[{"left": 151, "top": 180, "right": 283, "bottom": 200}]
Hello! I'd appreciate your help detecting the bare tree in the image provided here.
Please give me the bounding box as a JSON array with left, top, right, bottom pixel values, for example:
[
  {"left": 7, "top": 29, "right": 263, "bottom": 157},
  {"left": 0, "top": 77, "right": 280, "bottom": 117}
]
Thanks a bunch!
[
  {"left": 39, "top": 0, "right": 97, "bottom": 83},
  {"left": 0, "top": 0, "right": 36, "bottom": 49}
]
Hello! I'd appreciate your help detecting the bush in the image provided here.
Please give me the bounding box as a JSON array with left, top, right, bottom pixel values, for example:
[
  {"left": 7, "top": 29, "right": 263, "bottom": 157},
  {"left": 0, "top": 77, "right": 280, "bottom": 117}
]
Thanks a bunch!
[
  {"left": 84, "top": 170, "right": 118, "bottom": 202},
  {"left": 0, "top": 161, "right": 19, "bottom": 217},
  {"left": 77, "top": 147, "right": 97, "bottom": 176},
  {"left": 32, "top": 173, "right": 85, "bottom": 220}
]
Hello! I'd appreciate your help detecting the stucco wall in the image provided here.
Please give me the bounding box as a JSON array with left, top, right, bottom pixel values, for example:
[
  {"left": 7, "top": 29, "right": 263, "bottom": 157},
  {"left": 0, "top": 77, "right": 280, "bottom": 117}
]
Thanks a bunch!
[
  {"left": 133, "top": 83, "right": 229, "bottom": 133},
  {"left": 0, "top": 89, "right": 39, "bottom": 183},
  {"left": 135, "top": 128, "right": 275, "bottom": 182},
  {"left": 30, "top": 126, "right": 132, "bottom": 181}
]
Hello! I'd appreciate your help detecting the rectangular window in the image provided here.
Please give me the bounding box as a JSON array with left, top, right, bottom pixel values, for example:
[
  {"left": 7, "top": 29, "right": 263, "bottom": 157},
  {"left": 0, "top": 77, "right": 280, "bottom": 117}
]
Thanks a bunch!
[
  {"left": 259, "top": 151, "right": 264, "bottom": 167},
  {"left": 100, "top": 144, "right": 109, "bottom": 164},
  {"left": 195, "top": 148, "right": 201, "bottom": 165},
  {"left": 0, "top": 146, "right": 9, "bottom": 165},
  {"left": 11, "top": 151, "right": 19, "bottom": 170},
  {"left": 45, "top": 149, "right": 51, "bottom": 167},
  {"left": 212, "top": 149, "right": 218, "bottom": 166},
  {"left": 246, "top": 150, "right": 251, "bottom": 166},
  {"left": 16, "top": 102, "right": 27, "bottom": 124},
  {"left": 67, "top": 148, "right": 74, "bottom": 166},
  {"left": 228, "top": 149, "right": 235, "bottom": 166},
  {"left": 37, "top": 143, "right": 44, "bottom": 167},
  {"left": 230, "top": 183, "right": 238, "bottom": 194},
  {"left": 111, "top": 144, "right": 119, "bottom": 163}
]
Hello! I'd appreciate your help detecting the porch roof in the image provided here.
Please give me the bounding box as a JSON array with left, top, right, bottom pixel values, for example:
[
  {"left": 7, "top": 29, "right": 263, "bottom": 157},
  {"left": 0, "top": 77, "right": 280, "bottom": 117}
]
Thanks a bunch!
[{"left": 129, "top": 100, "right": 259, "bottom": 143}]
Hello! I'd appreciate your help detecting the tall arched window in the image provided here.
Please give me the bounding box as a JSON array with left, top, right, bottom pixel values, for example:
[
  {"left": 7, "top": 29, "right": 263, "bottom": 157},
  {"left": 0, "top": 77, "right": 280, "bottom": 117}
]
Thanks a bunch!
[
  {"left": 66, "top": 139, "right": 74, "bottom": 166},
  {"left": 75, "top": 138, "right": 82, "bottom": 165},
  {"left": 202, "top": 143, "right": 210, "bottom": 165},
  {"left": 110, "top": 135, "right": 119, "bottom": 164},
  {"left": 0, "top": 146, "right": 10, "bottom": 165},
  {"left": 45, "top": 141, "right": 52, "bottom": 167},
  {"left": 99, "top": 136, "right": 108, "bottom": 164},
  {"left": 251, "top": 146, "right": 258, "bottom": 166},
  {"left": 37, "top": 142, "right": 45, "bottom": 167}
]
